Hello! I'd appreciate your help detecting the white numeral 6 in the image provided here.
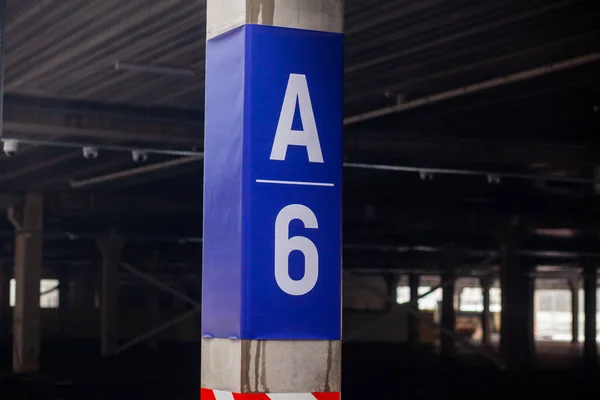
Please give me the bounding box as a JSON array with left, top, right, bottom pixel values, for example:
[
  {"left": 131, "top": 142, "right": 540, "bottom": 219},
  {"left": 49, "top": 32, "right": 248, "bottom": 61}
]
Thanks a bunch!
[{"left": 274, "top": 204, "right": 319, "bottom": 296}]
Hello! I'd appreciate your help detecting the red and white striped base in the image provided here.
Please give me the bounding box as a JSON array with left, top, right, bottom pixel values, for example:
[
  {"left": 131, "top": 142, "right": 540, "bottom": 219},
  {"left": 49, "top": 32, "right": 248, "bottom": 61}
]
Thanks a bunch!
[{"left": 201, "top": 389, "right": 340, "bottom": 400}]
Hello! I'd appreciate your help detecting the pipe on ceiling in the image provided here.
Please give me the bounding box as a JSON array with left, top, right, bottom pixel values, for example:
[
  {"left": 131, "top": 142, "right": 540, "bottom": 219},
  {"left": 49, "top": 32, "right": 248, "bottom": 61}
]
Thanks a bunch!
[
  {"left": 3, "top": 137, "right": 203, "bottom": 157},
  {"left": 69, "top": 155, "right": 202, "bottom": 188},
  {"left": 344, "top": 162, "right": 600, "bottom": 184},
  {"left": 344, "top": 52, "right": 600, "bottom": 125},
  {"left": 345, "top": 243, "right": 600, "bottom": 260}
]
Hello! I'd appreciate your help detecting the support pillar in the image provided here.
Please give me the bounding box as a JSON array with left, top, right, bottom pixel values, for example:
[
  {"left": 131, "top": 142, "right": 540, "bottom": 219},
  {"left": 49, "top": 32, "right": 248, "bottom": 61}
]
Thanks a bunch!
[
  {"left": 499, "top": 224, "right": 535, "bottom": 370},
  {"left": 524, "top": 264, "right": 536, "bottom": 362},
  {"left": 569, "top": 277, "right": 580, "bottom": 344},
  {"left": 480, "top": 276, "right": 493, "bottom": 346},
  {"left": 440, "top": 269, "right": 456, "bottom": 361},
  {"left": 383, "top": 273, "right": 398, "bottom": 312},
  {"left": 12, "top": 193, "right": 44, "bottom": 373},
  {"left": 0, "top": 262, "right": 10, "bottom": 353},
  {"left": 97, "top": 231, "right": 123, "bottom": 358},
  {"left": 202, "top": 1, "right": 344, "bottom": 398},
  {"left": 58, "top": 267, "right": 70, "bottom": 338},
  {"left": 0, "top": 0, "right": 7, "bottom": 355},
  {"left": 145, "top": 251, "right": 161, "bottom": 349},
  {"left": 583, "top": 260, "right": 597, "bottom": 369},
  {"left": 408, "top": 273, "right": 420, "bottom": 346},
  {"left": 499, "top": 235, "right": 513, "bottom": 362}
]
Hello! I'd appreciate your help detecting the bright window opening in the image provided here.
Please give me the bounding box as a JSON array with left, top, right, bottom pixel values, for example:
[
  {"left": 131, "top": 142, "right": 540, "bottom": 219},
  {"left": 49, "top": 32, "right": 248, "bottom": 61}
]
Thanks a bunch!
[
  {"left": 534, "top": 288, "right": 600, "bottom": 342},
  {"left": 459, "top": 287, "right": 502, "bottom": 312},
  {"left": 397, "top": 286, "right": 442, "bottom": 310},
  {"left": 9, "top": 279, "right": 60, "bottom": 308}
]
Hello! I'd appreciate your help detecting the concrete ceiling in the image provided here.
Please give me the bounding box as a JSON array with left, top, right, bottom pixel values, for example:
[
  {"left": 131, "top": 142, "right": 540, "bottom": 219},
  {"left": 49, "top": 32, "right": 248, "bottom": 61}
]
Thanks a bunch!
[
  {"left": 0, "top": 0, "right": 599, "bottom": 272},
  {"left": 2, "top": 0, "right": 597, "bottom": 111}
]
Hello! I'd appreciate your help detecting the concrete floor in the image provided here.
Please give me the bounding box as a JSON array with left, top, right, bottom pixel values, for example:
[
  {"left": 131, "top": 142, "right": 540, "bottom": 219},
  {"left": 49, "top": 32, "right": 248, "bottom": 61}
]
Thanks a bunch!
[
  {"left": 1, "top": 341, "right": 599, "bottom": 399},
  {"left": 461, "top": 338, "right": 598, "bottom": 368}
]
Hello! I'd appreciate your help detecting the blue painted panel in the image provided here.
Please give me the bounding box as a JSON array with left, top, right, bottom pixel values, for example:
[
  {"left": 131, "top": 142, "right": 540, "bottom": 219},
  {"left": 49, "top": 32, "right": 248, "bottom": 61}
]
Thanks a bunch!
[
  {"left": 203, "top": 24, "right": 343, "bottom": 340},
  {"left": 202, "top": 27, "right": 246, "bottom": 339},
  {"left": 243, "top": 25, "right": 343, "bottom": 339}
]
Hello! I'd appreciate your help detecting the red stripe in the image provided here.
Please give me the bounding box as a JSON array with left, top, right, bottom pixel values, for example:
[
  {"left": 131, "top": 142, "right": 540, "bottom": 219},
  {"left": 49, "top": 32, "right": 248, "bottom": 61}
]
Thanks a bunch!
[
  {"left": 200, "top": 388, "right": 217, "bottom": 400},
  {"left": 232, "top": 394, "right": 270, "bottom": 400},
  {"left": 312, "top": 393, "right": 341, "bottom": 400},
  {"left": 201, "top": 390, "right": 341, "bottom": 400}
]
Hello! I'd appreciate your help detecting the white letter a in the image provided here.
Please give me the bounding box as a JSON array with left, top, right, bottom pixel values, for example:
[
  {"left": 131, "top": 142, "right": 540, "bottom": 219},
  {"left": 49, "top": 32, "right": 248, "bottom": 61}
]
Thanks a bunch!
[{"left": 270, "top": 74, "right": 324, "bottom": 163}]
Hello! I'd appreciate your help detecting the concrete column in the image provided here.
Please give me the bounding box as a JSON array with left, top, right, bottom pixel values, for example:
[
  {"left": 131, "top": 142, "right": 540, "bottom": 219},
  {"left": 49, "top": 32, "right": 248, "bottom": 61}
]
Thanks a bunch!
[
  {"left": 383, "top": 273, "right": 398, "bottom": 312},
  {"left": 440, "top": 270, "right": 456, "bottom": 360},
  {"left": 499, "top": 224, "right": 536, "bottom": 370},
  {"left": 58, "top": 267, "right": 70, "bottom": 338},
  {"left": 480, "top": 276, "right": 493, "bottom": 346},
  {"left": 0, "top": 262, "right": 10, "bottom": 351},
  {"left": 145, "top": 251, "right": 161, "bottom": 349},
  {"left": 12, "top": 193, "right": 44, "bottom": 373},
  {"left": 408, "top": 273, "right": 420, "bottom": 346},
  {"left": 499, "top": 226, "right": 514, "bottom": 366},
  {"left": 97, "top": 232, "right": 123, "bottom": 357},
  {"left": 569, "top": 277, "right": 580, "bottom": 344},
  {"left": 523, "top": 264, "right": 536, "bottom": 362},
  {"left": 0, "top": 0, "right": 7, "bottom": 354},
  {"left": 583, "top": 261, "right": 597, "bottom": 369},
  {"left": 202, "top": 1, "right": 343, "bottom": 398}
]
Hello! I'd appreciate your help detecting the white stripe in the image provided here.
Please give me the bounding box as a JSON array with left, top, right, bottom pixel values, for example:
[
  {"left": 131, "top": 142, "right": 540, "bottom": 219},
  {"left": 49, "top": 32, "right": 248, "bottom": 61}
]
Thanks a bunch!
[
  {"left": 267, "top": 394, "right": 317, "bottom": 400},
  {"left": 212, "top": 390, "right": 235, "bottom": 400},
  {"left": 256, "top": 179, "right": 334, "bottom": 187}
]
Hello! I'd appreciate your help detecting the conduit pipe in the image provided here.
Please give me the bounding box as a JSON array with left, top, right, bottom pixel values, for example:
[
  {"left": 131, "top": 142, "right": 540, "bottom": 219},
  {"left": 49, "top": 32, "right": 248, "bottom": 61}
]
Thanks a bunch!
[
  {"left": 70, "top": 155, "right": 202, "bottom": 188},
  {"left": 3, "top": 137, "right": 202, "bottom": 157},
  {"left": 343, "top": 162, "right": 600, "bottom": 184},
  {"left": 344, "top": 53, "right": 600, "bottom": 125}
]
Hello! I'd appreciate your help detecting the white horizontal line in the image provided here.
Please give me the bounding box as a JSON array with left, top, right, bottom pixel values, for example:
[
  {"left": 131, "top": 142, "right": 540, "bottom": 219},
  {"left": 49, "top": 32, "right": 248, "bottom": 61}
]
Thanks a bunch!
[{"left": 256, "top": 179, "right": 334, "bottom": 187}]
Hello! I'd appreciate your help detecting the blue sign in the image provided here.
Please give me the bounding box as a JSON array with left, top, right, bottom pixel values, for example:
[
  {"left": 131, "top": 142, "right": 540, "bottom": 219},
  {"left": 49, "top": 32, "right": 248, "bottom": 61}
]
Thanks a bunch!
[{"left": 203, "top": 24, "right": 343, "bottom": 340}]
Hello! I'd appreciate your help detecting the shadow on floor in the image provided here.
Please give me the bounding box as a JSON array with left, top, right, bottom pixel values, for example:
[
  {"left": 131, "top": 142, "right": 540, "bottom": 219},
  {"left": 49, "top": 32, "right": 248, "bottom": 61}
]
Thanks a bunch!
[{"left": 0, "top": 341, "right": 599, "bottom": 399}]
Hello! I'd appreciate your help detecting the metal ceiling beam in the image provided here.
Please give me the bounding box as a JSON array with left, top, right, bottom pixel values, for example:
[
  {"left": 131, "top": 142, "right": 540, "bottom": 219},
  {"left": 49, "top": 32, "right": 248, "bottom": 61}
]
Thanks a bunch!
[
  {"left": 69, "top": 156, "right": 202, "bottom": 188},
  {"left": 344, "top": 30, "right": 599, "bottom": 105},
  {"left": 345, "top": 241, "right": 599, "bottom": 261},
  {"left": 344, "top": 162, "right": 600, "bottom": 185},
  {"left": 344, "top": 52, "right": 600, "bottom": 125},
  {"left": 0, "top": 89, "right": 595, "bottom": 169},
  {"left": 0, "top": 192, "right": 200, "bottom": 214},
  {"left": 2, "top": 191, "right": 596, "bottom": 226},
  {"left": 3, "top": 93, "right": 200, "bottom": 123},
  {"left": 46, "top": 192, "right": 200, "bottom": 214},
  {"left": 0, "top": 94, "right": 202, "bottom": 185},
  {"left": 103, "top": 161, "right": 201, "bottom": 191},
  {"left": 2, "top": 93, "right": 202, "bottom": 146},
  {"left": 342, "top": 253, "right": 580, "bottom": 272},
  {"left": 344, "top": 202, "right": 600, "bottom": 231},
  {"left": 0, "top": 238, "right": 586, "bottom": 271},
  {"left": 3, "top": 121, "right": 198, "bottom": 146},
  {"left": 344, "top": 132, "right": 598, "bottom": 167}
]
